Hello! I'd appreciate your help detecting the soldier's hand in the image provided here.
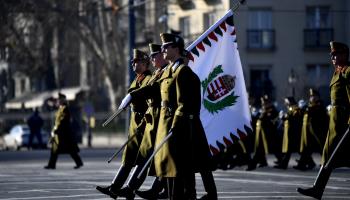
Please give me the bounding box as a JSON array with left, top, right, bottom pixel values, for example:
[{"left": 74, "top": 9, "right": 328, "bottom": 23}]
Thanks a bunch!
[{"left": 118, "top": 94, "right": 132, "bottom": 110}]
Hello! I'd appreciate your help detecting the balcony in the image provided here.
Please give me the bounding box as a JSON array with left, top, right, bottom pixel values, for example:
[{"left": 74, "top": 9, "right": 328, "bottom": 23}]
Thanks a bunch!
[
  {"left": 247, "top": 29, "right": 275, "bottom": 50},
  {"left": 203, "top": 0, "right": 220, "bottom": 5},
  {"left": 304, "top": 28, "right": 333, "bottom": 49},
  {"left": 177, "top": 0, "right": 195, "bottom": 10}
]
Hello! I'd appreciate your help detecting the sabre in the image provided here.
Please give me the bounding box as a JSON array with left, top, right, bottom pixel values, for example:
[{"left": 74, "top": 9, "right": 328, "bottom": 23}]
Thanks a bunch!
[
  {"left": 324, "top": 127, "right": 350, "bottom": 169},
  {"left": 102, "top": 108, "right": 124, "bottom": 127},
  {"left": 107, "top": 133, "right": 137, "bottom": 163},
  {"left": 137, "top": 129, "right": 174, "bottom": 179}
]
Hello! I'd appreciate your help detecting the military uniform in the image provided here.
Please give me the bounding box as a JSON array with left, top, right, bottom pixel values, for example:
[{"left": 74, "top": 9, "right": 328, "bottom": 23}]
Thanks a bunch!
[
  {"left": 297, "top": 41, "right": 350, "bottom": 199},
  {"left": 131, "top": 33, "right": 214, "bottom": 199},
  {"left": 247, "top": 95, "right": 281, "bottom": 171},
  {"left": 294, "top": 89, "right": 328, "bottom": 170},
  {"left": 116, "top": 44, "right": 169, "bottom": 200},
  {"left": 322, "top": 66, "right": 350, "bottom": 166},
  {"left": 96, "top": 49, "right": 151, "bottom": 199},
  {"left": 45, "top": 93, "right": 83, "bottom": 169},
  {"left": 275, "top": 97, "right": 303, "bottom": 169},
  {"left": 121, "top": 69, "right": 152, "bottom": 167}
]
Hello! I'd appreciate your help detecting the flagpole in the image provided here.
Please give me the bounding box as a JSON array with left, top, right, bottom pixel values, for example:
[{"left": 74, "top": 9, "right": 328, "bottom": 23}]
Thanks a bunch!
[
  {"left": 186, "top": 10, "right": 233, "bottom": 51},
  {"left": 186, "top": 0, "right": 245, "bottom": 51}
]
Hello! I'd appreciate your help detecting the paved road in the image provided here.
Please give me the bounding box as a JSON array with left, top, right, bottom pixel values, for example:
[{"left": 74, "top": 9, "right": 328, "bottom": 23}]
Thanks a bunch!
[{"left": 0, "top": 149, "right": 350, "bottom": 199}]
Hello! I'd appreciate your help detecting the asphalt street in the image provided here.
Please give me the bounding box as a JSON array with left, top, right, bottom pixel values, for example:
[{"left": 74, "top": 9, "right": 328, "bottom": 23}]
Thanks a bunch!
[{"left": 0, "top": 149, "right": 350, "bottom": 200}]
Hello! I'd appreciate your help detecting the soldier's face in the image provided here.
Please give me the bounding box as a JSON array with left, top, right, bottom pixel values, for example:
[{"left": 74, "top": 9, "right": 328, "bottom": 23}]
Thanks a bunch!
[
  {"left": 151, "top": 53, "right": 165, "bottom": 68},
  {"left": 162, "top": 45, "right": 177, "bottom": 61},
  {"left": 132, "top": 60, "right": 147, "bottom": 74},
  {"left": 331, "top": 52, "right": 347, "bottom": 66}
]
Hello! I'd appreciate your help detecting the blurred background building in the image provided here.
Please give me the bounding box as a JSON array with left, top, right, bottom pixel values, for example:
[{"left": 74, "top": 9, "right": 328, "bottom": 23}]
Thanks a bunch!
[
  {"left": 0, "top": 0, "right": 349, "bottom": 136},
  {"left": 162, "top": 0, "right": 350, "bottom": 107}
]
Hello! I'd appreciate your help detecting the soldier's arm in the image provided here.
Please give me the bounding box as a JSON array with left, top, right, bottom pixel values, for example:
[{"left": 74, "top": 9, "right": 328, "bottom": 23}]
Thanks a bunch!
[
  {"left": 130, "top": 82, "right": 159, "bottom": 102},
  {"left": 344, "top": 67, "right": 350, "bottom": 124},
  {"left": 171, "top": 66, "right": 195, "bottom": 129}
]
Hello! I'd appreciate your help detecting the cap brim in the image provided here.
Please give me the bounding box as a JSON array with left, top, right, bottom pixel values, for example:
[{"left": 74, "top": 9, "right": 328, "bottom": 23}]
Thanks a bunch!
[
  {"left": 161, "top": 41, "right": 175, "bottom": 49},
  {"left": 150, "top": 51, "right": 161, "bottom": 57}
]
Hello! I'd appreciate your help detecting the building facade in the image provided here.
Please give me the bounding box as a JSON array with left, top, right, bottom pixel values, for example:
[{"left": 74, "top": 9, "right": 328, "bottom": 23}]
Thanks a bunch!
[{"left": 164, "top": 0, "right": 350, "bottom": 107}]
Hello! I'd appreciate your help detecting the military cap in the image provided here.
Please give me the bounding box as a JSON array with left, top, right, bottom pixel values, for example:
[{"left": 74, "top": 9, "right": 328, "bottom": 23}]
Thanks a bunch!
[
  {"left": 284, "top": 96, "right": 297, "bottom": 105},
  {"left": 132, "top": 49, "right": 149, "bottom": 62},
  {"left": 309, "top": 88, "right": 320, "bottom": 97},
  {"left": 260, "top": 94, "right": 271, "bottom": 105},
  {"left": 58, "top": 92, "right": 66, "bottom": 99},
  {"left": 170, "top": 29, "right": 182, "bottom": 35},
  {"left": 330, "top": 41, "right": 349, "bottom": 55},
  {"left": 149, "top": 43, "right": 161, "bottom": 57},
  {"left": 160, "top": 32, "right": 185, "bottom": 50}
]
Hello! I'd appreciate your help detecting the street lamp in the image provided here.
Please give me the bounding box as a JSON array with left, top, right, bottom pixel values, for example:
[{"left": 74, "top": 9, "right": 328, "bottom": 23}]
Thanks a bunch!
[{"left": 288, "top": 69, "right": 297, "bottom": 97}]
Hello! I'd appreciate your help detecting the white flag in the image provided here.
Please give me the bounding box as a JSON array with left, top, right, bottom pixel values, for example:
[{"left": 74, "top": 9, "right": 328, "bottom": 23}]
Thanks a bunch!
[{"left": 186, "top": 10, "right": 251, "bottom": 154}]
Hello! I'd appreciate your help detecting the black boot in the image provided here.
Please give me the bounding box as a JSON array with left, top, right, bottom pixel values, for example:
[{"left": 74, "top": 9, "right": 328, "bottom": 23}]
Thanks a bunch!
[
  {"left": 96, "top": 185, "right": 111, "bottom": 196},
  {"left": 96, "top": 165, "right": 132, "bottom": 198},
  {"left": 118, "top": 165, "right": 148, "bottom": 199},
  {"left": 297, "top": 165, "right": 331, "bottom": 200},
  {"left": 274, "top": 153, "right": 290, "bottom": 169},
  {"left": 200, "top": 171, "right": 218, "bottom": 200},
  {"left": 293, "top": 152, "right": 307, "bottom": 170},
  {"left": 135, "top": 178, "right": 162, "bottom": 199},
  {"left": 118, "top": 186, "right": 135, "bottom": 200}
]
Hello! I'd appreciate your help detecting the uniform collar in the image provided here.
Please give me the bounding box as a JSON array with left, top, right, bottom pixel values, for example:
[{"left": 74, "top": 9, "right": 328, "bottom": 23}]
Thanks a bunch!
[{"left": 171, "top": 58, "right": 184, "bottom": 72}]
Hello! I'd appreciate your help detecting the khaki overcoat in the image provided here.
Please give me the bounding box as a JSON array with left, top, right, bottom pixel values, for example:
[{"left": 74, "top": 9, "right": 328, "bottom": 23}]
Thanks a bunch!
[
  {"left": 322, "top": 67, "right": 350, "bottom": 167},
  {"left": 51, "top": 104, "right": 79, "bottom": 154},
  {"left": 121, "top": 70, "right": 152, "bottom": 167}
]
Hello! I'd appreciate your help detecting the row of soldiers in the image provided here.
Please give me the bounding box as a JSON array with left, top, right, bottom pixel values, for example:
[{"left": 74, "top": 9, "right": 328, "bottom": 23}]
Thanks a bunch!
[
  {"left": 96, "top": 33, "right": 217, "bottom": 200},
  {"left": 207, "top": 40, "right": 350, "bottom": 200},
  {"left": 246, "top": 89, "right": 329, "bottom": 171},
  {"left": 210, "top": 88, "right": 330, "bottom": 172}
]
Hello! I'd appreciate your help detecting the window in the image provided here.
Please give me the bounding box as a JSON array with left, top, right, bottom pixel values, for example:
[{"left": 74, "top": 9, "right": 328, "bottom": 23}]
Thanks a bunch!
[
  {"left": 203, "top": 12, "right": 217, "bottom": 31},
  {"left": 306, "top": 64, "right": 332, "bottom": 87},
  {"left": 180, "top": 16, "right": 190, "bottom": 44},
  {"left": 304, "top": 6, "right": 333, "bottom": 48},
  {"left": 247, "top": 9, "right": 275, "bottom": 50},
  {"left": 250, "top": 68, "right": 274, "bottom": 101},
  {"left": 20, "top": 78, "right": 26, "bottom": 94},
  {"left": 306, "top": 6, "right": 331, "bottom": 29},
  {"left": 306, "top": 64, "right": 332, "bottom": 103}
]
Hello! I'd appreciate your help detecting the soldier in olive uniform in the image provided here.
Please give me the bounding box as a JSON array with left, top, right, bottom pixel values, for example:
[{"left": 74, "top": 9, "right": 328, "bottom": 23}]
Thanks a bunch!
[
  {"left": 274, "top": 97, "right": 303, "bottom": 169},
  {"left": 44, "top": 93, "right": 83, "bottom": 169},
  {"left": 122, "top": 33, "right": 215, "bottom": 200},
  {"left": 298, "top": 41, "right": 350, "bottom": 199},
  {"left": 157, "top": 33, "right": 214, "bottom": 200},
  {"left": 294, "top": 89, "right": 328, "bottom": 171},
  {"left": 96, "top": 49, "right": 152, "bottom": 199},
  {"left": 115, "top": 44, "right": 169, "bottom": 199},
  {"left": 247, "top": 95, "right": 281, "bottom": 171}
]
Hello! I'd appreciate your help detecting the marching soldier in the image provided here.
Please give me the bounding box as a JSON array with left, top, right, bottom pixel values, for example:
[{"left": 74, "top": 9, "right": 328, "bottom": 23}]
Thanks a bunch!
[
  {"left": 96, "top": 49, "right": 152, "bottom": 199},
  {"left": 121, "top": 33, "right": 216, "bottom": 200},
  {"left": 297, "top": 41, "right": 350, "bottom": 199},
  {"left": 294, "top": 89, "right": 328, "bottom": 171},
  {"left": 44, "top": 93, "right": 83, "bottom": 169},
  {"left": 247, "top": 95, "right": 281, "bottom": 171},
  {"left": 274, "top": 96, "right": 303, "bottom": 169},
  {"left": 116, "top": 43, "right": 169, "bottom": 199}
]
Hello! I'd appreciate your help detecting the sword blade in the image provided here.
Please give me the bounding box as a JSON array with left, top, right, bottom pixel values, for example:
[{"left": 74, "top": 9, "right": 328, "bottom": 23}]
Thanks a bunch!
[
  {"left": 107, "top": 133, "right": 137, "bottom": 163},
  {"left": 324, "top": 127, "right": 350, "bottom": 169},
  {"left": 102, "top": 108, "right": 124, "bottom": 127},
  {"left": 137, "top": 129, "right": 173, "bottom": 179}
]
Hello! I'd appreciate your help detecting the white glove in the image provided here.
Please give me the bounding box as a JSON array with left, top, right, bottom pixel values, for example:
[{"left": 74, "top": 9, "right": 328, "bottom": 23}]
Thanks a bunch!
[
  {"left": 51, "top": 131, "right": 54, "bottom": 137},
  {"left": 118, "top": 94, "right": 132, "bottom": 110}
]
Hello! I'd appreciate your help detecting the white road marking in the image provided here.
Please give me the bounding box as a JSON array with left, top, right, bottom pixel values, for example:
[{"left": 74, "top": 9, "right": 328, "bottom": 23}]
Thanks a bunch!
[{"left": 0, "top": 194, "right": 103, "bottom": 200}]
